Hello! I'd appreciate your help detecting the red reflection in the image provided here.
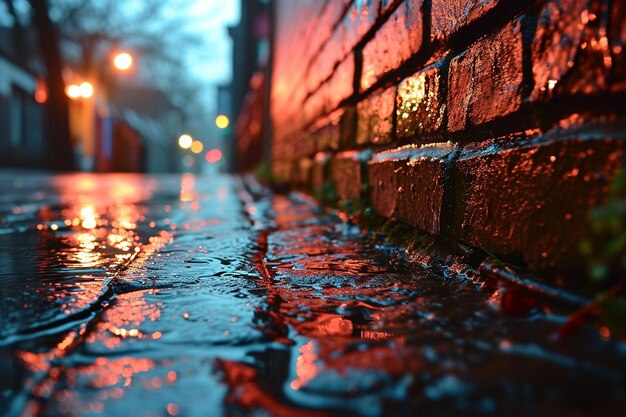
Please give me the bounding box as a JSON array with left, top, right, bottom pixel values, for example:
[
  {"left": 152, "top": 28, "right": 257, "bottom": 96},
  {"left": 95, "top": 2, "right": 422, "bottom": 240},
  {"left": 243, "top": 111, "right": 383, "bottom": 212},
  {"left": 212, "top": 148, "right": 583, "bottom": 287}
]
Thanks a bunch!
[
  {"left": 290, "top": 341, "right": 318, "bottom": 390},
  {"left": 180, "top": 173, "right": 197, "bottom": 202},
  {"left": 15, "top": 174, "right": 178, "bottom": 416},
  {"left": 218, "top": 359, "right": 329, "bottom": 417},
  {"left": 205, "top": 148, "right": 223, "bottom": 164}
]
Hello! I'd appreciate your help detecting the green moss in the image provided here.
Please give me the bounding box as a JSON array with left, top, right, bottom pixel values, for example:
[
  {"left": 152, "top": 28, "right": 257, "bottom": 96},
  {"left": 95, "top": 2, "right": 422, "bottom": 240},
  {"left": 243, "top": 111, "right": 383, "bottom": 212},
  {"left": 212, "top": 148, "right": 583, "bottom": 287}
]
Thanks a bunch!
[
  {"left": 338, "top": 198, "right": 368, "bottom": 215},
  {"left": 313, "top": 182, "right": 338, "bottom": 205},
  {"left": 579, "top": 168, "right": 626, "bottom": 334},
  {"left": 254, "top": 162, "right": 274, "bottom": 184}
]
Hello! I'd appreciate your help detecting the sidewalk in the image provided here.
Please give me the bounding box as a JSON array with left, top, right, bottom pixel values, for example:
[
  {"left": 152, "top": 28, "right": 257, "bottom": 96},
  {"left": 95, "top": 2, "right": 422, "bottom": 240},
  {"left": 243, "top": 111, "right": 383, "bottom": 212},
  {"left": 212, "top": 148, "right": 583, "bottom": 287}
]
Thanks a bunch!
[{"left": 0, "top": 172, "right": 625, "bottom": 417}]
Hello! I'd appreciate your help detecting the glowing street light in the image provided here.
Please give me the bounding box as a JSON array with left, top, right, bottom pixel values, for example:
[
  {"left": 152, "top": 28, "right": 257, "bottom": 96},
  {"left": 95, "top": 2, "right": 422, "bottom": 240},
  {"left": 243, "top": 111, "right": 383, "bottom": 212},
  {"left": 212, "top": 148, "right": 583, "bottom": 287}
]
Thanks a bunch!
[
  {"left": 215, "top": 114, "right": 229, "bottom": 129},
  {"left": 65, "top": 82, "right": 94, "bottom": 100},
  {"left": 66, "top": 84, "right": 81, "bottom": 99},
  {"left": 113, "top": 52, "right": 133, "bottom": 71},
  {"left": 190, "top": 140, "right": 204, "bottom": 154},
  {"left": 79, "top": 81, "right": 93, "bottom": 98},
  {"left": 178, "top": 134, "right": 193, "bottom": 149}
]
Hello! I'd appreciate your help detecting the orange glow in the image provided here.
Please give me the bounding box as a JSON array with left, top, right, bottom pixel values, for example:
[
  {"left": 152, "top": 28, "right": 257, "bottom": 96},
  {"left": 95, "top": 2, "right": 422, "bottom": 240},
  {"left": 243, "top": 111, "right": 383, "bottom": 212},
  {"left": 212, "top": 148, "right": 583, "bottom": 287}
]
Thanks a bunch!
[
  {"left": 180, "top": 173, "right": 196, "bottom": 202},
  {"left": 66, "top": 84, "right": 81, "bottom": 99},
  {"left": 34, "top": 89, "right": 47, "bottom": 103},
  {"left": 190, "top": 140, "right": 203, "bottom": 154},
  {"left": 113, "top": 52, "right": 133, "bottom": 71},
  {"left": 205, "top": 148, "right": 222, "bottom": 163},
  {"left": 167, "top": 403, "right": 180, "bottom": 416},
  {"left": 79, "top": 82, "right": 94, "bottom": 98},
  {"left": 80, "top": 205, "right": 98, "bottom": 229},
  {"left": 35, "top": 77, "right": 47, "bottom": 103},
  {"left": 66, "top": 82, "right": 94, "bottom": 99},
  {"left": 19, "top": 175, "right": 184, "bottom": 415},
  {"left": 215, "top": 114, "right": 230, "bottom": 129},
  {"left": 178, "top": 134, "right": 193, "bottom": 149},
  {"left": 290, "top": 341, "right": 318, "bottom": 390}
]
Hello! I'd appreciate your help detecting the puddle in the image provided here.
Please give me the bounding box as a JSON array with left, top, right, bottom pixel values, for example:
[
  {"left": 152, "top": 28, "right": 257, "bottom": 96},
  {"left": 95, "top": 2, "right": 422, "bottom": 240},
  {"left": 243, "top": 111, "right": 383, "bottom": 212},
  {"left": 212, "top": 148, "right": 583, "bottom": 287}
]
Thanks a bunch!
[{"left": 0, "top": 172, "right": 624, "bottom": 417}]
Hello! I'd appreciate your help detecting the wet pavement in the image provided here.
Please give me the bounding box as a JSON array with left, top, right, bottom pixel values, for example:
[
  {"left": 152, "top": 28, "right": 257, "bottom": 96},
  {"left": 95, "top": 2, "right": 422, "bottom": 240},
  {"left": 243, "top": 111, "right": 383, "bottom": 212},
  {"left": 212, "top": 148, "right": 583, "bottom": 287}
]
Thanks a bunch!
[{"left": 0, "top": 171, "right": 625, "bottom": 417}]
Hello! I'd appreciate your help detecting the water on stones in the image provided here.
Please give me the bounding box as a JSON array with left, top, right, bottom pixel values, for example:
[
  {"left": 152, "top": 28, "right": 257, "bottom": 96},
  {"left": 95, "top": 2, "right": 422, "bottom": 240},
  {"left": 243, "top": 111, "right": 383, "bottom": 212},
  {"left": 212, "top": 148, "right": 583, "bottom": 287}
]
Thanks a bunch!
[{"left": 0, "top": 172, "right": 624, "bottom": 417}]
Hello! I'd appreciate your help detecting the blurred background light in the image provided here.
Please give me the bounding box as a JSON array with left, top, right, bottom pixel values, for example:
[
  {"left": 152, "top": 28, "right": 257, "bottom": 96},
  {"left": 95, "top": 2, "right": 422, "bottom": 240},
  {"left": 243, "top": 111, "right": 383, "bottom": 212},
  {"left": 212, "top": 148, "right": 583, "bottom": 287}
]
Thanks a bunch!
[
  {"left": 215, "top": 114, "right": 230, "bottom": 129},
  {"left": 113, "top": 52, "right": 133, "bottom": 71},
  {"left": 178, "top": 134, "right": 193, "bottom": 149},
  {"left": 205, "top": 148, "right": 222, "bottom": 163},
  {"left": 190, "top": 140, "right": 204, "bottom": 154},
  {"left": 66, "top": 84, "right": 81, "bottom": 99},
  {"left": 79, "top": 82, "right": 94, "bottom": 98}
]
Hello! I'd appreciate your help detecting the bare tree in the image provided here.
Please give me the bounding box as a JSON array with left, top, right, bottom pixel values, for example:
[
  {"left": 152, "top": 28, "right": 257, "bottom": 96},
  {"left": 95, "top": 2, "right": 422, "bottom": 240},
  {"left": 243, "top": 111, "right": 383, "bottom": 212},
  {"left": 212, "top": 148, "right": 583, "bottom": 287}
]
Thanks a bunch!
[
  {"left": 2, "top": 0, "right": 28, "bottom": 65},
  {"left": 6, "top": 0, "right": 223, "bottom": 170},
  {"left": 50, "top": 0, "right": 210, "bottom": 111},
  {"left": 28, "top": 0, "right": 75, "bottom": 171}
]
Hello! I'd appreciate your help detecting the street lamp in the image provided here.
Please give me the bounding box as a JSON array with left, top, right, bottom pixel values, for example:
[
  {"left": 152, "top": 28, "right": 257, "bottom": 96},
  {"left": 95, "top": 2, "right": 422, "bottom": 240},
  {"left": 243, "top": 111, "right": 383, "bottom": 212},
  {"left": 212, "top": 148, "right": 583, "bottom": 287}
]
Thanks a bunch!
[
  {"left": 65, "top": 81, "right": 93, "bottom": 100},
  {"left": 215, "top": 115, "right": 229, "bottom": 129},
  {"left": 113, "top": 52, "right": 133, "bottom": 71},
  {"left": 66, "top": 84, "right": 81, "bottom": 99},
  {"left": 178, "top": 134, "right": 193, "bottom": 149},
  {"left": 79, "top": 81, "right": 94, "bottom": 98}
]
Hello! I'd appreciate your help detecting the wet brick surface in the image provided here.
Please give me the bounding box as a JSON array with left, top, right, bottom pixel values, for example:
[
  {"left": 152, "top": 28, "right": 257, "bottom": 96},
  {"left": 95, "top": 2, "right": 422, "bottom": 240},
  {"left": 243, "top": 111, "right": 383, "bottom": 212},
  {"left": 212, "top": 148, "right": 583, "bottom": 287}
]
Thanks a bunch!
[{"left": 1, "top": 172, "right": 625, "bottom": 417}]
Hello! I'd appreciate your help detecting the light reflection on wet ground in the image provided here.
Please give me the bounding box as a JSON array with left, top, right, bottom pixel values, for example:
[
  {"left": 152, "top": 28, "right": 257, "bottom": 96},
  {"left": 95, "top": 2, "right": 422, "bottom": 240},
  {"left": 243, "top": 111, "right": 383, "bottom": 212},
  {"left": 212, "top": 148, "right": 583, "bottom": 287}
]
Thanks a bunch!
[{"left": 0, "top": 171, "right": 625, "bottom": 417}]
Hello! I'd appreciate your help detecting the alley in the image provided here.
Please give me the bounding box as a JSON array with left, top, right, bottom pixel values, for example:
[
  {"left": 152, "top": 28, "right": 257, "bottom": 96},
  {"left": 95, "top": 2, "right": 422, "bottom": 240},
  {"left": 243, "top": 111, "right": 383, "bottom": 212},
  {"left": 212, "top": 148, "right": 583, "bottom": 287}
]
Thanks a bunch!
[{"left": 0, "top": 172, "right": 624, "bottom": 417}]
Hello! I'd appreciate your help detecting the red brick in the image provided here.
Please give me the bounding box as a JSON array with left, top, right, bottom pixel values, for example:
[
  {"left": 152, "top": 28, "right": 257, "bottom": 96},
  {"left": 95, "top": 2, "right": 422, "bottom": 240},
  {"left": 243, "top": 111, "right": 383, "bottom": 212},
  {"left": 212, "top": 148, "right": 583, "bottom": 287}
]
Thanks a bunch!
[
  {"left": 312, "top": 152, "right": 332, "bottom": 188},
  {"left": 272, "top": 159, "right": 294, "bottom": 184},
  {"left": 357, "top": 86, "right": 396, "bottom": 146},
  {"left": 312, "top": 110, "right": 343, "bottom": 151},
  {"left": 339, "top": 106, "right": 358, "bottom": 149},
  {"left": 430, "top": 0, "right": 499, "bottom": 41},
  {"left": 448, "top": 18, "right": 524, "bottom": 131},
  {"left": 295, "top": 158, "right": 314, "bottom": 186},
  {"left": 396, "top": 62, "right": 446, "bottom": 139},
  {"left": 324, "top": 55, "right": 355, "bottom": 112},
  {"left": 271, "top": 74, "right": 307, "bottom": 138},
  {"left": 304, "top": 1, "right": 356, "bottom": 94},
  {"left": 340, "top": 0, "right": 381, "bottom": 54},
  {"left": 273, "top": 2, "right": 321, "bottom": 116},
  {"left": 361, "top": 0, "right": 424, "bottom": 92},
  {"left": 304, "top": 56, "right": 354, "bottom": 129},
  {"left": 610, "top": 0, "right": 626, "bottom": 91},
  {"left": 531, "top": 0, "right": 612, "bottom": 100},
  {"left": 307, "top": 0, "right": 350, "bottom": 55},
  {"left": 291, "top": 134, "right": 316, "bottom": 159},
  {"left": 378, "top": 0, "right": 395, "bottom": 15},
  {"left": 331, "top": 151, "right": 370, "bottom": 200},
  {"left": 455, "top": 131, "right": 624, "bottom": 269},
  {"left": 307, "top": 36, "right": 344, "bottom": 94},
  {"left": 303, "top": 85, "right": 327, "bottom": 128},
  {"left": 368, "top": 143, "right": 457, "bottom": 235}
]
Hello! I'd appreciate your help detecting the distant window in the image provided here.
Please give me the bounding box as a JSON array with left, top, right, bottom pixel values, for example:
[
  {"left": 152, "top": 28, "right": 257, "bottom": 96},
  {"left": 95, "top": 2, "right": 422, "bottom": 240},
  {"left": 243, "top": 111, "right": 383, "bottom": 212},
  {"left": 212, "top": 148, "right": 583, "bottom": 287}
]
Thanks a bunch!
[
  {"left": 0, "top": 3, "right": 13, "bottom": 26},
  {"left": 9, "top": 85, "right": 29, "bottom": 147},
  {"left": 257, "top": 38, "right": 269, "bottom": 65}
]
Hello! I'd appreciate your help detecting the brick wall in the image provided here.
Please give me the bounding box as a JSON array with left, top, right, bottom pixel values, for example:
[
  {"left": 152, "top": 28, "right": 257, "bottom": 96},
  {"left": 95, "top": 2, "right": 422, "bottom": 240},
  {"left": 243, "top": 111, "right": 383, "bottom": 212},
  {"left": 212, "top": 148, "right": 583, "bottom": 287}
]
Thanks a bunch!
[{"left": 267, "top": 0, "right": 626, "bottom": 271}]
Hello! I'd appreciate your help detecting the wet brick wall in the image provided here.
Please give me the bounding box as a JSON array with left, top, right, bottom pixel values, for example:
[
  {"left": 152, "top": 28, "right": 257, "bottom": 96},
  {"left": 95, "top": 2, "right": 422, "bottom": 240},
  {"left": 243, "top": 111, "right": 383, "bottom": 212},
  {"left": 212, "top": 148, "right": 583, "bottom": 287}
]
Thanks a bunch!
[{"left": 268, "top": 0, "right": 626, "bottom": 271}]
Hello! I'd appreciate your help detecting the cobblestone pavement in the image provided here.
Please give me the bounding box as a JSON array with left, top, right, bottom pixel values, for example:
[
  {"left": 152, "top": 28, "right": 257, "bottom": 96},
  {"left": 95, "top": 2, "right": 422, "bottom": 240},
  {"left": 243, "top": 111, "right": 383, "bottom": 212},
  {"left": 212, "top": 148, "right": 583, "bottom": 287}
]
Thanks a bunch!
[{"left": 0, "top": 172, "right": 625, "bottom": 417}]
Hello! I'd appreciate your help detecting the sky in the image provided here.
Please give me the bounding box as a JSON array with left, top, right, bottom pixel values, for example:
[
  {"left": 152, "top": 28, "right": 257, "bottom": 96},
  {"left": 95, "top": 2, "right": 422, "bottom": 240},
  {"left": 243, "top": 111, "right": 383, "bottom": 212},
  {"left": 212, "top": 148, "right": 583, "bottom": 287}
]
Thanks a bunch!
[
  {"left": 0, "top": 0, "right": 240, "bottom": 139},
  {"left": 0, "top": 0, "right": 240, "bottom": 106},
  {"left": 175, "top": 0, "right": 240, "bottom": 138},
  {"left": 182, "top": 1, "right": 240, "bottom": 102}
]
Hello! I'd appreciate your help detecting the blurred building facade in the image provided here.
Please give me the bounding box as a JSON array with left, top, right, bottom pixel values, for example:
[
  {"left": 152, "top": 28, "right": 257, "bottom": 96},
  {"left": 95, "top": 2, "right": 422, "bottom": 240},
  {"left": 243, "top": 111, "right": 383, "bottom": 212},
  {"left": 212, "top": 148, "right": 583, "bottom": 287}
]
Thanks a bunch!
[
  {"left": 0, "top": 13, "right": 182, "bottom": 173},
  {"left": 0, "top": 27, "right": 46, "bottom": 168},
  {"left": 227, "top": 0, "right": 272, "bottom": 172},
  {"left": 64, "top": 76, "right": 183, "bottom": 173}
]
